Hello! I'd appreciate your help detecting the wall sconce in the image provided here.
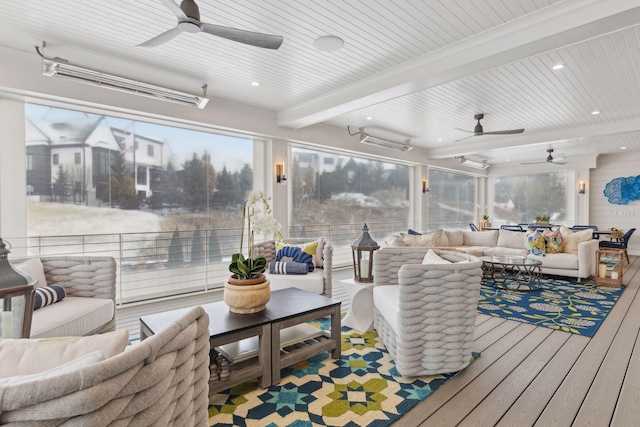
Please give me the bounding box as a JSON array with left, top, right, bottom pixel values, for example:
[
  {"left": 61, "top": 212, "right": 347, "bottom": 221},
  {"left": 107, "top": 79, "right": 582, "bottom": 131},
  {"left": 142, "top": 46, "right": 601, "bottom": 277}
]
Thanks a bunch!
[
  {"left": 422, "top": 180, "right": 429, "bottom": 193},
  {"left": 276, "top": 161, "right": 286, "bottom": 184},
  {"left": 578, "top": 182, "right": 586, "bottom": 194}
]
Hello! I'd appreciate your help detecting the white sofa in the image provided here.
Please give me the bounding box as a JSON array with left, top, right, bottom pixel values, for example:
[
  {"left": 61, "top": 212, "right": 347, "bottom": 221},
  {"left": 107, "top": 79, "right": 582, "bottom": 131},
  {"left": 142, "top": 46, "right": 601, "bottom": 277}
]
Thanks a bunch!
[
  {"left": 252, "top": 238, "right": 333, "bottom": 297},
  {"left": 388, "top": 229, "right": 598, "bottom": 281},
  {"left": 13, "top": 256, "right": 117, "bottom": 338}
]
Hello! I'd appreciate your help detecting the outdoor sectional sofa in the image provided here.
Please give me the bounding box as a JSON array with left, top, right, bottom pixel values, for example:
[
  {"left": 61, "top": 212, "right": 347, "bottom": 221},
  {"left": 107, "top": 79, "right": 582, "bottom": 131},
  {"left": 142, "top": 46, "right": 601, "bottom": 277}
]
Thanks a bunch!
[{"left": 387, "top": 228, "right": 598, "bottom": 281}]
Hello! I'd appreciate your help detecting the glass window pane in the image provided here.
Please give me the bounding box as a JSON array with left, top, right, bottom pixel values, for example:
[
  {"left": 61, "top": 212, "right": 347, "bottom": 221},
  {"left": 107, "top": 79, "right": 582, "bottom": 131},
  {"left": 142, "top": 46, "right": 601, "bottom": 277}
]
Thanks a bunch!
[
  {"left": 290, "top": 146, "right": 411, "bottom": 247},
  {"left": 493, "top": 172, "right": 567, "bottom": 223},
  {"left": 427, "top": 169, "right": 476, "bottom": 230}
]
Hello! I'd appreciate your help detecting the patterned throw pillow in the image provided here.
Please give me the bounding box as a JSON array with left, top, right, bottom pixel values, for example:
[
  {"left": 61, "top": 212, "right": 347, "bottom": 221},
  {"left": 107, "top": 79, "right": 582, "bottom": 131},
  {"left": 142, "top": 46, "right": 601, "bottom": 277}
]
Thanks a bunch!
[
  {"left": 276, "top": 246, "right": 314, "bottom": 272},
  {"left": 276, "top": 240, "right": 322, "bottom": 267},
  {"left": 524, "top": 229, "right": 546, "bottom": 256},
  {"left": 544, "top": 229, "right": 563, "bottom": 253},
  {"left": 34, "top": 285, "right": 66, "bottom": 310}
]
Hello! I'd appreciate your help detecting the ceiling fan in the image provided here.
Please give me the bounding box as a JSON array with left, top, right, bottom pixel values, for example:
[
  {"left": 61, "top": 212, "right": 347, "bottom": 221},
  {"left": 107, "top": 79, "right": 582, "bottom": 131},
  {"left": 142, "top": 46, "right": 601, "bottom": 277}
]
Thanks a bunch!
[
  {"left": 138, "top": 0, "right": 284, "bottom": 49},
  {"left": 454, "top": 113, "right": 525, "bottom": 142},
  {"left": 520, "top": 148, "right": 568, "bottom": 165}
]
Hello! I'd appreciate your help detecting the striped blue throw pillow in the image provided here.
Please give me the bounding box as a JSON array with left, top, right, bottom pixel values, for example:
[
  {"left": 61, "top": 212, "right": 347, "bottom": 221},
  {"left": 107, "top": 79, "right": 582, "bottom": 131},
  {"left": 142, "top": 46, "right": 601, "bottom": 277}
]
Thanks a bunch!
[{"left": 34, "top": 285, "right": 66, "bottom": 310}]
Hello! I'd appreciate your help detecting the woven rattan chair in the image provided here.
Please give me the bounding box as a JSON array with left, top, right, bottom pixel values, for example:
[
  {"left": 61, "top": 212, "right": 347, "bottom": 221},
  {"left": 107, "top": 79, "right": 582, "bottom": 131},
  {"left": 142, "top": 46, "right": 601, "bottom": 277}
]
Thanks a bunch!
[
  {"left": 253, "top": 238, "right": 333, "bottom": 297},
  {"left": 0, "top": 306, "right": 210, "bottom": 426},
  {"left": 373, "top": 247, "right": 482, "bottom": 377}
]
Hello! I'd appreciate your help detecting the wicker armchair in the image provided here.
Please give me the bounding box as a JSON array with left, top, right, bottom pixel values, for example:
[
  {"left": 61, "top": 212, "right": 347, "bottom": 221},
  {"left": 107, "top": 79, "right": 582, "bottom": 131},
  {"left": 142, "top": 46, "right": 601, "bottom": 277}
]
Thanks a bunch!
[
  {"left": 0, "top": 306, "right": 210, "bottom": 426},
  {"left": 253, "top": 238, "right": 333, "bottom": 297},
  {"left": 13, "top": 256, "right": 117, "bottom": 338},
  {"left": 373, "top": 247, "right": 482, "bottom": 377}
]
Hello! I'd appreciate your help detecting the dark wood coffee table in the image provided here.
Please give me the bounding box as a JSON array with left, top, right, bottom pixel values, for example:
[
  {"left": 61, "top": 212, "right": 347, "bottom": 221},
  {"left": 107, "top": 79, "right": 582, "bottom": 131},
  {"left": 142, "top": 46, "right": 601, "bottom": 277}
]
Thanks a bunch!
[
  {"left": 139, "top": 287, "right": 341, "bottom": 396},
  {"left": 140, "top": 301, "right": 272, "bottom": 396}
]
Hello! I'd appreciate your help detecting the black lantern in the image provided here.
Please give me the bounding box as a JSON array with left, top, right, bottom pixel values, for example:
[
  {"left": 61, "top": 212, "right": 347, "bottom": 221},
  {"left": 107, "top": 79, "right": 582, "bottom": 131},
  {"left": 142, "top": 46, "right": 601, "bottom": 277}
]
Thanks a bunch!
[
  {"left": 0, "top": 238, "right": 36, "bottom": 338},
  {"left": 351, "top": 224, "right": 380, "bottom": 283}
]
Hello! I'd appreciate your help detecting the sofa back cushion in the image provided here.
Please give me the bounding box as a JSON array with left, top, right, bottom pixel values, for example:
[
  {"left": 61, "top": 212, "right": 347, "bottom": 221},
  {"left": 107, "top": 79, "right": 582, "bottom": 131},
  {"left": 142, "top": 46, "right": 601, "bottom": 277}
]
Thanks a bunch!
[
  {"left": 445, "top": 230, "right": 464, "bottom": 247},
  {"left": 497, "top": 229, "right": 525, "bottom": 249},
  {"left": 559, "top": 225, "right": 592, "bottom": 255},
  {"left": 463, "top": 230, "right": 498, "bottom": 246}
]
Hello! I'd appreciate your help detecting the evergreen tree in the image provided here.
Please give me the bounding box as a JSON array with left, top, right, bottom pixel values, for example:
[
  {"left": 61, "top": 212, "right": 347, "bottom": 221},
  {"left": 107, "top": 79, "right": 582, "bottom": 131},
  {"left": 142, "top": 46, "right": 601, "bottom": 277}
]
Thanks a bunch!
[
  {"left": 291, "top": 159, "right": 304, "bottom": 207},
  {"left": 214, "top": 165, "right": 236, "bottom": 208},
  {"left": 190, "top": 228, "right": 205, "bottom": 265},
  {"left": 304, "top": 163, "right": 316, "bottom": 198},
  {"left": 181, "top": 152, "right": 216, "bottom": 211},
  {"left": 167, "top": 228, "right": 184, "bottom": 268},
  {"left": 237, "top": 163, "right": 253, "bottom": 204},
  {"left": 207, "top": 229, "right": 222, "bottom": 262},
  {"left": 52, "top": 165, "right": 70, "bottom": 202},
  {"left": 117, "top": 174, "right": 139, "bottom": 210}
]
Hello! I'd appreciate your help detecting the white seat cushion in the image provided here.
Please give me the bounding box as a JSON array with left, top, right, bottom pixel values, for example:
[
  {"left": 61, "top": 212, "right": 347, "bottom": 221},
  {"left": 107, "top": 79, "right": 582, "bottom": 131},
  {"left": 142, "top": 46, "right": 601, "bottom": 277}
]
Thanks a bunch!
[
  {"left": 30, "top": 296, "right": 114, "bottom": 339},
  {"left": 373, "top": 285, "right": 399, "bottom": 334},
  {"left": 528, "top": 253, "right": 579, "bottom": 269},
  {"left": 266, "top": 270, "right": 324, "bottom": 294}
]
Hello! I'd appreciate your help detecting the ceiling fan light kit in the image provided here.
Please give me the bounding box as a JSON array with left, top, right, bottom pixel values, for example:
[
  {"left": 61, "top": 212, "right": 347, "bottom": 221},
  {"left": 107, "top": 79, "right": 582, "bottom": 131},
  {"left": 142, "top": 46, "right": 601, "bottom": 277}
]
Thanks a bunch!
[
  {"left": 42, "top": 58, "right": 209, "bottom": 109},
  {"left": 456, "top": 156, "right": 490, "bottom": 170}
]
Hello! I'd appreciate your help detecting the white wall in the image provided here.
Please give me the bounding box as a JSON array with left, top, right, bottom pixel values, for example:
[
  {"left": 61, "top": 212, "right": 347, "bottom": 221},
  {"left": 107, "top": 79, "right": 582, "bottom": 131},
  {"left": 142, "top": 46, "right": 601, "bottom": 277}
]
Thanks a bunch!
[{"left": 590, "top": 151, "right": 640, "bottom": 256}]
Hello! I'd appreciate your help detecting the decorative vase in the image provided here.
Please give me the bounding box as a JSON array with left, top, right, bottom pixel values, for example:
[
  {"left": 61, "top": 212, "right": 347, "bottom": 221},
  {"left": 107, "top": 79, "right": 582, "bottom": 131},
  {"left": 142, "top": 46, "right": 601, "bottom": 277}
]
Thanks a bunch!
[{"left": 224, "top": 273, "right": 271, "bottom": 314}]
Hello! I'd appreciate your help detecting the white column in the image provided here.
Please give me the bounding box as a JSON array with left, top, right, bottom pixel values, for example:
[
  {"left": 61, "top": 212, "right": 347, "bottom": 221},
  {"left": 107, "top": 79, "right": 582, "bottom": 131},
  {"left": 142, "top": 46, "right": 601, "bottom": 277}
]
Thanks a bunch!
[{"left": 0, "top": 97, "right": 27, "bottom": 251}]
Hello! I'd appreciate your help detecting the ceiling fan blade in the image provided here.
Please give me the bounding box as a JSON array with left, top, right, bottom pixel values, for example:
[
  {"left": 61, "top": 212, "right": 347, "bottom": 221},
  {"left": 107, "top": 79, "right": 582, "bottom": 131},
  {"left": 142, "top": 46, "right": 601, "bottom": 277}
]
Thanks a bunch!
[
  {"left": 159, "top": 0, "right": 188, "bottom": 20},
  {"left": 551, "top": 160, "right": 568, "bottom": 164},
  {"left": 137, "top": 25, "right": 184, "bottom": 47},
  {"left": 454, "top": 127, "right": 476, "bottom": 134},
  {"left": 553, "top": 155, "right": 567, "bottom": 162},
  {"left": 454, "top": 135, "right": 478, "bottom": 143},
  {"left": 201, "top": 23, "right": 283, "bottom": 49},
  {"left": 520, "top": 160, "right": 546, "bottom": 165},
  {"left": 482, "top": 129, "right": 525, "bottom": 135}
]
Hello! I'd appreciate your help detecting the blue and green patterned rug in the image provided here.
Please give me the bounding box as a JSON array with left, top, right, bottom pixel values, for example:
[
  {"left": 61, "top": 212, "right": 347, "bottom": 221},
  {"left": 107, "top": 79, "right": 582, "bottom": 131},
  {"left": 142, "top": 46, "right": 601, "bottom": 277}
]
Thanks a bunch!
[
  {"left": 208, "top": 320, "right": 478, "bottom": 426},
  {"left": 478, "top": 277, "right": 624, "bottom": 337}
]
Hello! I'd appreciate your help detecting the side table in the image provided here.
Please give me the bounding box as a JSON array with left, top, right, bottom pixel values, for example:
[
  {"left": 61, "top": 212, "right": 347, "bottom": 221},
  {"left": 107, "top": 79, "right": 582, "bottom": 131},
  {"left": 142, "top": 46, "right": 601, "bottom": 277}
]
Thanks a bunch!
[{"left": 341, "top": 278, "right": 374, "bottom": 332}]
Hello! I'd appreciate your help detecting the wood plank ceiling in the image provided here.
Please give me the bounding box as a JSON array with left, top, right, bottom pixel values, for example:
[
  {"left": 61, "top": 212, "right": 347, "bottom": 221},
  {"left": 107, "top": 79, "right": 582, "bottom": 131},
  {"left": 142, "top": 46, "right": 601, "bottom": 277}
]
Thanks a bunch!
[{"left": 1, "top": 0, "right": 640, "bottom": 165}]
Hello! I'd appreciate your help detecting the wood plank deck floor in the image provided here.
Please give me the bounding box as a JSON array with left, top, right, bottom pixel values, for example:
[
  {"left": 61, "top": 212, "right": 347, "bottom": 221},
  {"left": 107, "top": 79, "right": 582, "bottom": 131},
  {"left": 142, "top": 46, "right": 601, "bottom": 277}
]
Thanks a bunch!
[{"left": 400, "top": 255, "right": 640, "bottom": 427}]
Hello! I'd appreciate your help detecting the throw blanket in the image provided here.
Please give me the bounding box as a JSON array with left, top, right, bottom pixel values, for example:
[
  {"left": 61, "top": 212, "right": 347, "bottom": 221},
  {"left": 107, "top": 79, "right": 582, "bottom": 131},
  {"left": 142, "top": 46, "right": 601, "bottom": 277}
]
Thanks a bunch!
[{"left": 269, "top": 261, "right": 308, "bottom": 275}]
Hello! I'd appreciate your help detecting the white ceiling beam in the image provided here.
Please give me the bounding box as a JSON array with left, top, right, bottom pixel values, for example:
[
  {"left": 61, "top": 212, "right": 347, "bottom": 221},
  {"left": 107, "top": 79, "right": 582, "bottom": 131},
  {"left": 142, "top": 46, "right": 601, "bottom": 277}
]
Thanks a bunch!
[
  {"left": 427, "top": 117, "right": 640, "bottom": 159},
  {"left": 278, "top": 0, "right": 640, "bottom": 129}
]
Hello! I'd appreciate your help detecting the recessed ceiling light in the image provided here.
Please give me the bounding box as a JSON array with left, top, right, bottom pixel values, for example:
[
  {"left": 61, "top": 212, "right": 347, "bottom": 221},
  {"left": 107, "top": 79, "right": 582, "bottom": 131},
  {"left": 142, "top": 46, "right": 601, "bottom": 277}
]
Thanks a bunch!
[
  {"left": 251, "top": 81, "right": 260, "bottom": 87},
  {"left": 314, "top": 35, "right": 344, "bottom": 52},
  {"left": 591, "top": 110, "right": 600, "bottom": 115},
  {"left": 366, "top": 116, "right": 373, "bottom": 120},
  {"left": 552, "top": 64, "right": 564, "bottom": 70},
  {"left": 505, "top": 158, "right": 510, "bottom": 162},
  {"left": 438, "top": 138, "right": 442, "bottom": 142},
  {"left": 621, "top": 146, "right": 627, "bottom": 150}
]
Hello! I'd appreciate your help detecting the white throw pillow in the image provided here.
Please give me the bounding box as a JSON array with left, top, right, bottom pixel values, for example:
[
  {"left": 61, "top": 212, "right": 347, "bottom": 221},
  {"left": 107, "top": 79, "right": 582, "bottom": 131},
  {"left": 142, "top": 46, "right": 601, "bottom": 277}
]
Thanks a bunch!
[
  {"left": 401, "top": 229, "right": 445, "bottom": 247},
  {"left": 0, "top": 329, "right": 128, "bottom": 378},
  {"left": 497, "top": 229, "right": 527, "bottom": 249},
  {"left": 422, "top": 249, "right": 452, "bottom": 264},
  {"left": 445, "top": 230, "right": 464, "bottom": 247},
  {"left": 560, "top": 226, "right": 592, "bottom": 255},
  {"left": 14, "top": 257, "right": 48, "bottom": 288}
]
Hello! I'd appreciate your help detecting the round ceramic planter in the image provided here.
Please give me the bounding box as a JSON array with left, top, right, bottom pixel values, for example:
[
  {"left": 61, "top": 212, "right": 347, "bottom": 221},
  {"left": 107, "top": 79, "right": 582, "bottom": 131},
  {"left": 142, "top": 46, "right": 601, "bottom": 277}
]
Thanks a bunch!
[{"left": 224, "top": 273, "right": 271, "bottom": 314}]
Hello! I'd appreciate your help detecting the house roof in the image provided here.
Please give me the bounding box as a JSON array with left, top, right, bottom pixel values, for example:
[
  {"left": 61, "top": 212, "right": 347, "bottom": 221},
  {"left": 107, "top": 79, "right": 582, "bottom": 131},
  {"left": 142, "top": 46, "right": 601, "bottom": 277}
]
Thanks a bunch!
[{"left": 2, "top": 0, "right": 640, "bottom": 165}]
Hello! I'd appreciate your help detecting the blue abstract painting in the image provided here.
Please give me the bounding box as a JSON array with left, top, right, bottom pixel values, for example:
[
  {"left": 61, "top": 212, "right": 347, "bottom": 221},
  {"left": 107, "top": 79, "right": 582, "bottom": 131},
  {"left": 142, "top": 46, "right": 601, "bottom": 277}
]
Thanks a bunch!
[{"left": 603, "top": 175, "right": 640, "bottom": 205}]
